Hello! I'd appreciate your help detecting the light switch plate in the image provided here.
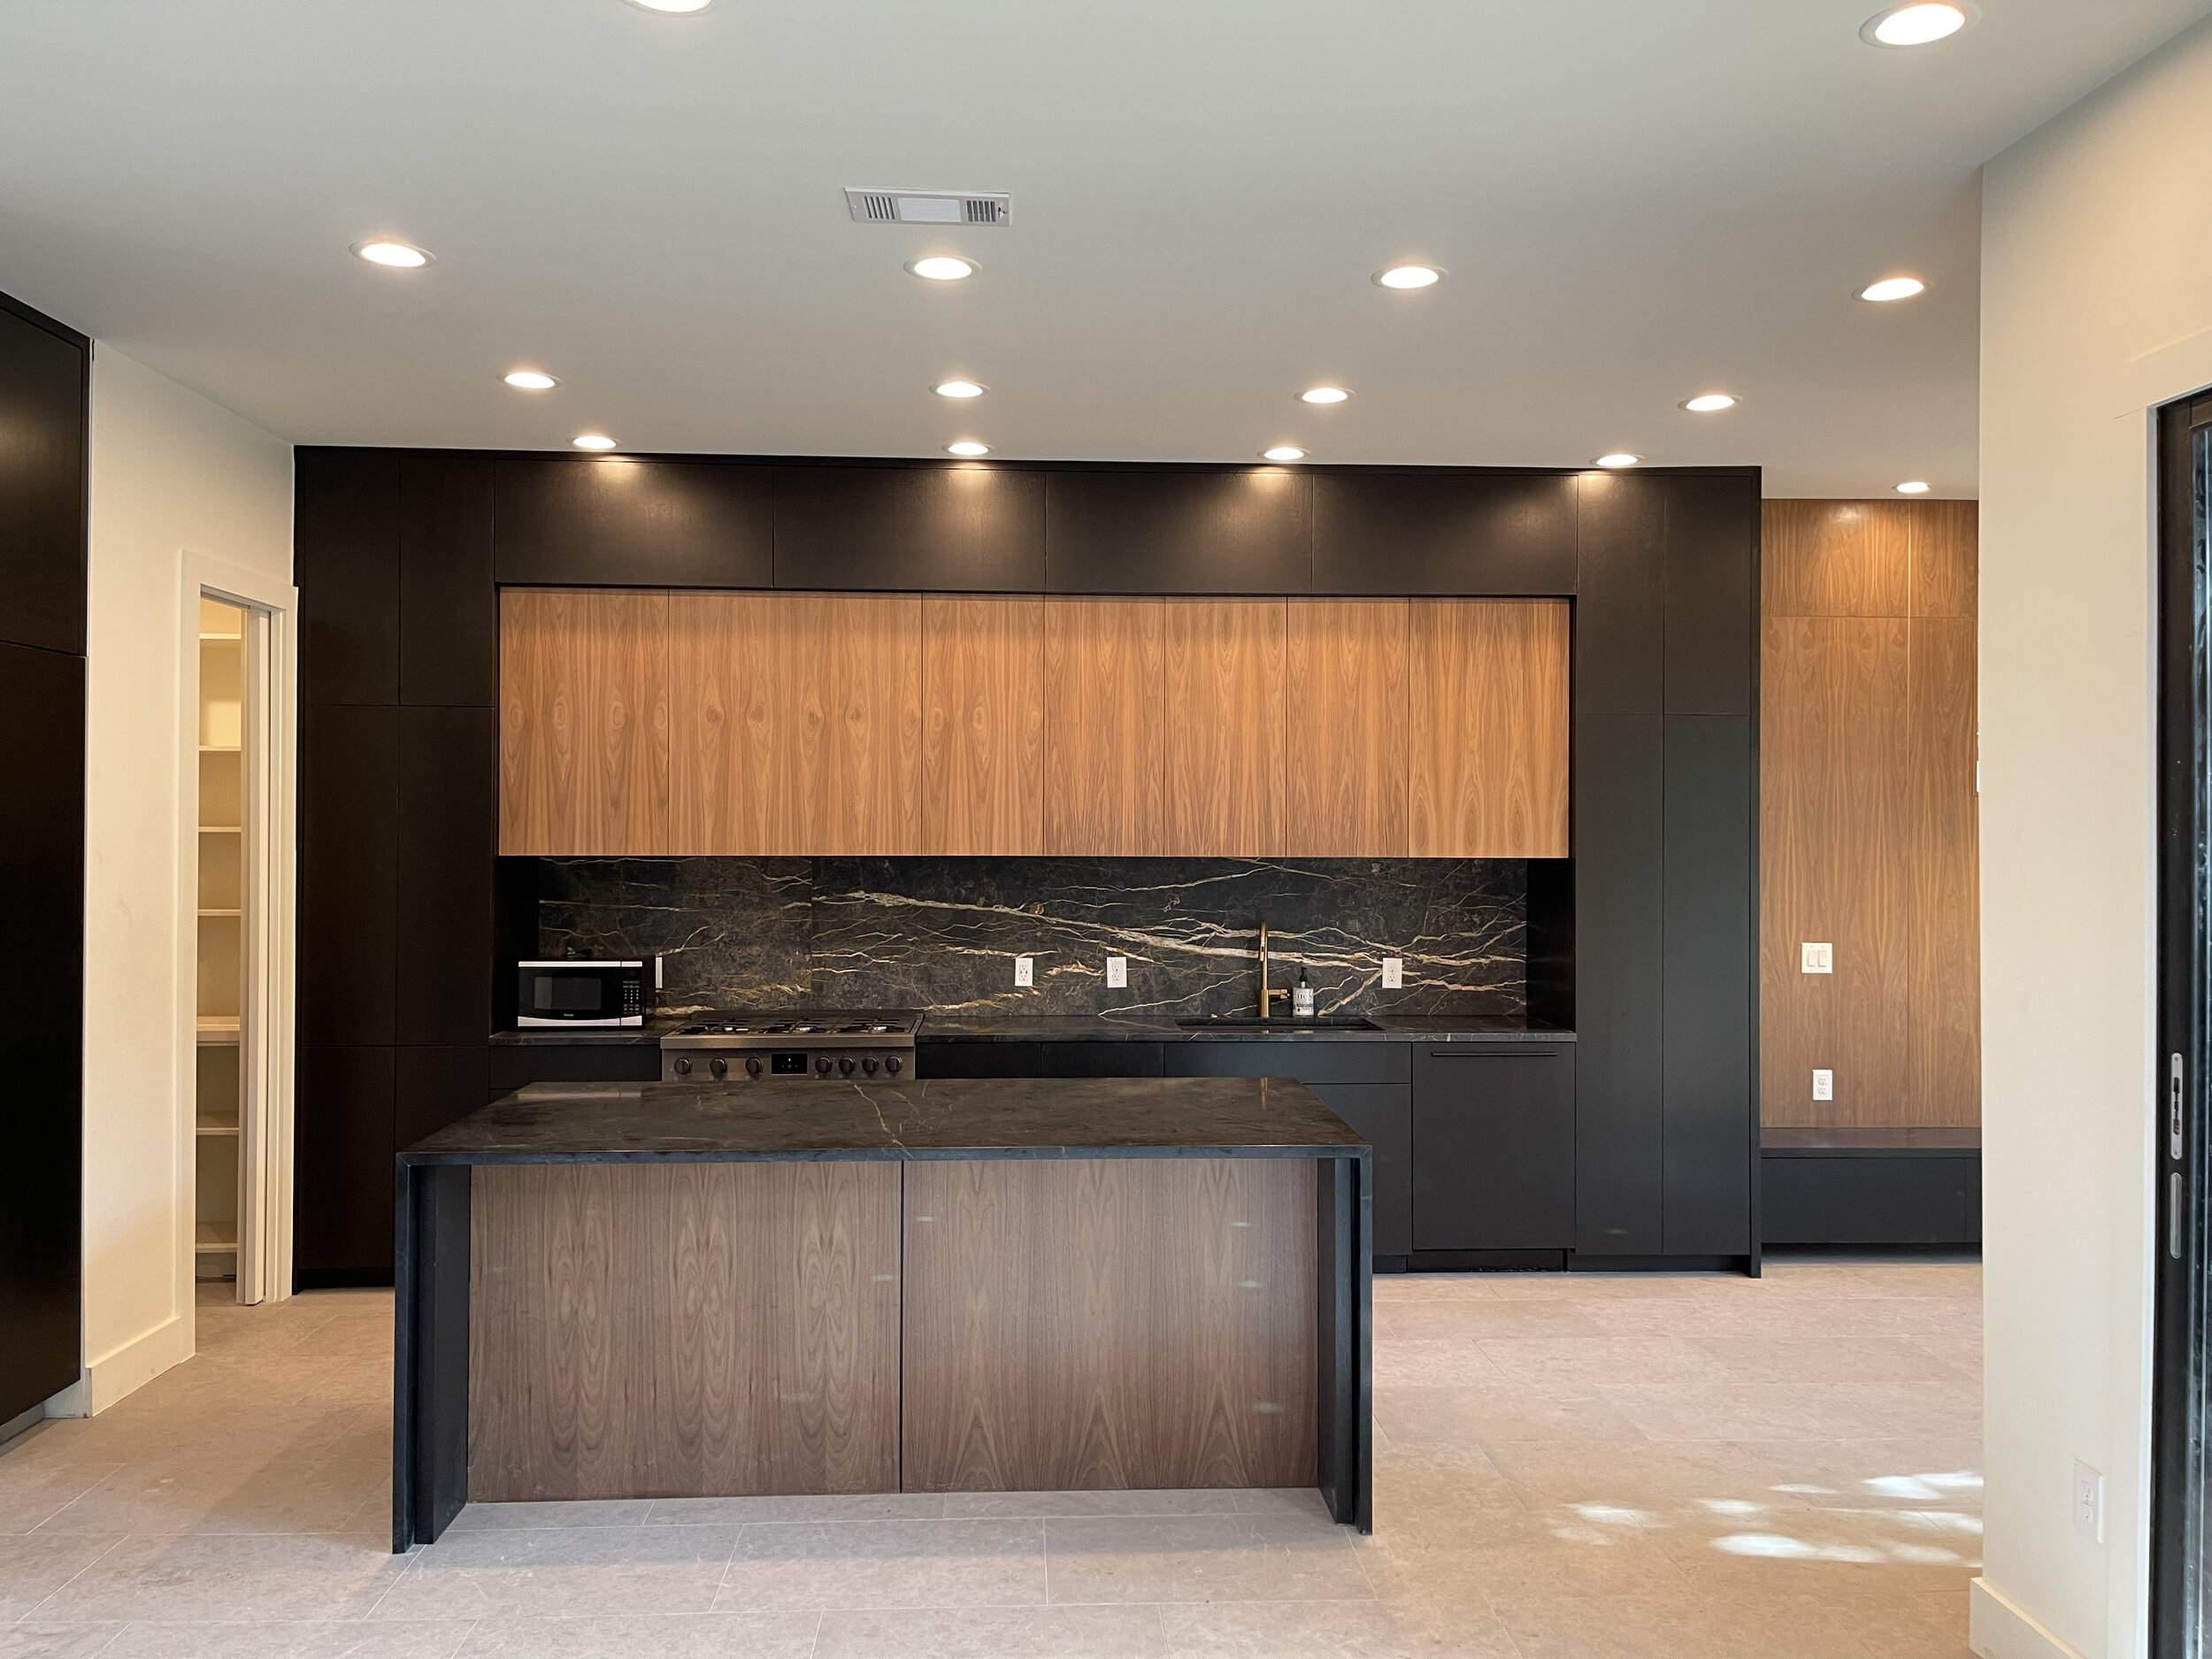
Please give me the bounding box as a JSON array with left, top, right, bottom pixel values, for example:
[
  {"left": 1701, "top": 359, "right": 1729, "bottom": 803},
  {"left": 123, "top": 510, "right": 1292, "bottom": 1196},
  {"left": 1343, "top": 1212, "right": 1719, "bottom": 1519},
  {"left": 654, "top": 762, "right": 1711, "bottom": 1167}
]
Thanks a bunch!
[
  {"left": 1013, "top": 956, "right": 1034, "bottom": 988},
  {"left": 2074, "top": 1461, "right": 2104, "bottom": 1542},
  {"left": 1801, "top": 942, "right": 1834, "bottom": 974},
  {"left": 1812, "top": 1069, "right": 1834, "bottom": 1102},
  {"left": 1381, "top": 957, "right": 1404, "bottom": 990},
  {"left": 1106, "top": 956, "right": 1127, "bottom": 988}
]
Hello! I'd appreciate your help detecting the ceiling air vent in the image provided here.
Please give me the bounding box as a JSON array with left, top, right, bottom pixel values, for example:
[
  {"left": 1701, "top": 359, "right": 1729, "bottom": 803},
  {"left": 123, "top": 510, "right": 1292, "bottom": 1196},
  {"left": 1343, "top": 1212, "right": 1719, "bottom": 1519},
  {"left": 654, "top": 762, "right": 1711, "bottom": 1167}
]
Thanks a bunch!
[{"left": 845, "top": 188, "right": 1010, "bottom": 227}]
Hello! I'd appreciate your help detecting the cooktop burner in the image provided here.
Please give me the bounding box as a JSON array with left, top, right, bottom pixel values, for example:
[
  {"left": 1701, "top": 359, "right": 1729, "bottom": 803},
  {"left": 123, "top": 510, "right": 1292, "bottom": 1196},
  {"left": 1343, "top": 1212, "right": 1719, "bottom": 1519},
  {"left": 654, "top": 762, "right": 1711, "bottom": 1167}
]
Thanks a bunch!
[{"left": 659, "top": 1010, "right": 921, "bottom": 1082}]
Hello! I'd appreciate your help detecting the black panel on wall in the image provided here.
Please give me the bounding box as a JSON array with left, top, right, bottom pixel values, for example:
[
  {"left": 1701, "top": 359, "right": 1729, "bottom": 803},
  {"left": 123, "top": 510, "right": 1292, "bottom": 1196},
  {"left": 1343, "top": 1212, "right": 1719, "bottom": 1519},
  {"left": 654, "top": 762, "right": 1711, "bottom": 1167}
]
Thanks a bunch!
[
  {"left": 299, "top": 706, "right": 399, "bottom": 1048},
  {"left": 775, "top": 465, "right": 1045, "bottom": 592},
  {"left": 0, "top": 303, "right": 88, "bottom": 657},
  {"left": 396, "top": 1047, "right": 490, "bottom": 1151},
  {"left": 1572, "top": 472, "right": 1665, "bottom": 717},
  {"left": 295, "top": 1047, "right": 396, "bottom": 1284},
  {"left": 1044, "top": 468, "right": 1312, "bottom": 594},
  {"left": 296, "top": 449, "right": 401, "bottom": 708},
  {"left": 400, "top": 455, "right": 495, "bottom": 708},
  {"left": 494, "top": 457, "right": 774, "bottom": 588},
  {"left": 0, "top": 642, "right": 84, "bottom": 1420},
  {"left": 1661, "top": 715, "right": 1755, "bottom": 1255},
  {"left": 396, "top": 709, "right": 496, "bottom": 1046},
  {"left": 1663, "top": 473, "right": 1759, "bottom": 716},
  {"left": 1312, "top": 471, "right": 1576, "bottom": 595}
]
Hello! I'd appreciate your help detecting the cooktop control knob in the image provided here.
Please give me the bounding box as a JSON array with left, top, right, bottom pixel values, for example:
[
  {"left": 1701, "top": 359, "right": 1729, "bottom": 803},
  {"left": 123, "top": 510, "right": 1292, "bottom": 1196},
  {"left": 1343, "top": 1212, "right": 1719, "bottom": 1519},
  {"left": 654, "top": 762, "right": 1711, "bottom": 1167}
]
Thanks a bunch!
[
  {"left": 886, "top": 1056, "right": 902, "bottom": 1075},
  {"left": 709, "top": 1056, "right": 727, "bottom": 1080},
  {"left": 745, "top": 1056, "right": 763, "bottom": 1077},
  {"left": 862, "top": 1057, "right": 879, "bottom": 1075},
  {"left": 816, "top": 1057, "right": 833, "bottom": 1076},
  {"left": 839, "top": 1056, "right": 856, "bottom": 1076},
  {"left": 672, "top": 1056, "right": 692, "bottom": 1076}
]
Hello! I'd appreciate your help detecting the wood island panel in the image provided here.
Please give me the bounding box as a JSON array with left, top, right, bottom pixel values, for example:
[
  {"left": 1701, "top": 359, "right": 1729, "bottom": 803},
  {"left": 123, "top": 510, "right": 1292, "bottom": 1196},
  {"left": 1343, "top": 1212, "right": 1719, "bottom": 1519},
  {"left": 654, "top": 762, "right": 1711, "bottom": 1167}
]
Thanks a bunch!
[
  {"left": 498, "top": 588, "right": 667, "bottom": 855},
  {"left": 1164, "top": 598, "right": 1288, "bottom": 856},
  {"left": 468, "top": 1162, "right": 901, "bottom": 1502},
  {"left": 1042, "top": 597, "right": 1166, "bottom": 855},
  {"left": 900, "top": 1157, "right": 1317, "bottom": 1494},
  {"left": 1286, "top": 598, "right": 1409, "bottom": 856},
  {"left": 1408, "top": 597, "right": 1571, "bottom": 857},
  {"left": 921, "top": 595, "right": 1046, "bottom": 855}
]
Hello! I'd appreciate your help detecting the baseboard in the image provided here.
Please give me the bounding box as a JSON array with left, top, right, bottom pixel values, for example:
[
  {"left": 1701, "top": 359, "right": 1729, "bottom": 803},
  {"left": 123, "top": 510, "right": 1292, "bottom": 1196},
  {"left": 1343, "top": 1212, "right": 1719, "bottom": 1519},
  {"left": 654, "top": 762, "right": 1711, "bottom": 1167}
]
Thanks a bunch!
[
  {"left": 73, "top": 1313, "right": 192, "bottom": 1416},
  {"left": 1970, "top": 1578, "right": 2090, "bottom": 1659}
]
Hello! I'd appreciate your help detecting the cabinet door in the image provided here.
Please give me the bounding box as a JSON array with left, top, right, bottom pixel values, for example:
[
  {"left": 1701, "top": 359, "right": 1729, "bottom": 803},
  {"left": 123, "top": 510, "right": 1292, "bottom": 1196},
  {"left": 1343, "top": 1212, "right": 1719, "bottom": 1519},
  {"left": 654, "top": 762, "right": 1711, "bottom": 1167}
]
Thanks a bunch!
[
  {"left": 0, "top": 307, "right": 85, "bottom": 656},
  {"left": 494, "top": 459, "right": 772, "bottom": 588},
  {"left": 1164, "top": 598, "right": 1286, "bottom": 856},
  {"left": 669, "top": 592, "right": 923, "bottom": 855},
  {"left": 499, "top": 590, "right": 668, "bottom": 855},
  {"left": 1044, "top": 469, "right": 1310, "bottom": 595},
  {"left": 922, "top": 597, "right": 1044, "bottom": 855},
  {"left": 1411, "top": 1046, "right": 1575, "bottom": 1250},
  {"left": 1409, "top": 598, "right": 1571, "bottom": 857},
  {"left": 1286, "top": 599, "right": 1409, "bottom": 856},
  {"left": 1043, "top": 598, "right": 1165, "bottom": 855},
  {"left": 774, "top": 465, "right": 1045, "bottom": 592},
  {"left": 1304, "top": 1083, "right": 1411, "bottom": 1259}
]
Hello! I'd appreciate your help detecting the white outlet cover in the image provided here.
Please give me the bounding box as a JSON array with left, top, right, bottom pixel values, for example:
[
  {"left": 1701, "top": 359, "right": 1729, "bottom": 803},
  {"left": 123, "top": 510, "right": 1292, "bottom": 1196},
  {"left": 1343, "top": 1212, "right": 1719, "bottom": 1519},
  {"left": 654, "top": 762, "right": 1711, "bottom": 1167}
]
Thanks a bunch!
[
  {"left": 2074, "top": 1461, "right": 2104, "bottom": 1542},
  {"left": 1013, "top": 956, "right": 1034, "bottom": 987},
  {"left": 1801, "top": 941, "right": 1834, "bottom": 974},
  {"left": 1812, "top": 1069, "right": 1834, "bottom": 1102},
  {"left": 1105, "top": 956, "right": 1127, "bottom": 988},
  {"left": 1381, "top": 957, "right": 1404, "bottom": 990}
]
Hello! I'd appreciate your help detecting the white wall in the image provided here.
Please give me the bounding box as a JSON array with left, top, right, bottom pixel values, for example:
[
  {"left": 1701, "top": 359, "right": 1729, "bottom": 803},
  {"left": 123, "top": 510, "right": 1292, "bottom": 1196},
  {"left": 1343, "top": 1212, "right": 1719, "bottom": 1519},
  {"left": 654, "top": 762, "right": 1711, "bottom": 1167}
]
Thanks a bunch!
[
  {"left": 68, "top": 349, "right": 290, "bottom": 1413},
  {"left": 1976, "top": 15, "right": 2212, "bottom": 1659}
]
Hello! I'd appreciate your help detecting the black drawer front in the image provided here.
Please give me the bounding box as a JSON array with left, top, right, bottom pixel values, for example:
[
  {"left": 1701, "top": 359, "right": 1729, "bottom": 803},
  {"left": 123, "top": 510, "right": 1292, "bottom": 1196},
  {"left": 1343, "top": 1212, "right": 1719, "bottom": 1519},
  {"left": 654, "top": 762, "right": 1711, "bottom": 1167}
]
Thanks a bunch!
[
  {"left": 487, "top": 1046, "right": 661, "bottom": 1093},
  {"left": 1164, "top": 1041, "right": 1409, "bottom": 1086},
  {"left": 916, "top": 1041, "right": 1046, "bottom": 1079},
  {"left": 1040, "top": 1043, "right": 1164, "bottom": 1078},
  {"left": 1412, "top": 1046, "right": 1575, "bottom": 1250}
]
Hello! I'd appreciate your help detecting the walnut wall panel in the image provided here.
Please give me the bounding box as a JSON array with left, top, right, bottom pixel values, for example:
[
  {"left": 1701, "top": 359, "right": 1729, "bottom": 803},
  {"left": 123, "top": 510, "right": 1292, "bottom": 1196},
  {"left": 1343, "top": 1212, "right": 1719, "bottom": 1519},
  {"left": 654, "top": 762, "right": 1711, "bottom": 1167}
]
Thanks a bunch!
[
  {"left": 900, "top": 1157, "right": 1317, "bottom": 1493},
  {"left": 1286, "top": 599, "right": 1409, "bottom": 856},
  {"left": 1408, "top": 598, "right": 1571, "bottom": 858},
  {"left": 1164, "top": 599, "right": 1288, "bottom": 856},
  {"left": 469, "top": 1162, "right": 902, "bottom": 1501},
  {"left": 498, "top": 589, "right": 667, "bottom": 855},
  {"left": 1042, "top": 598, "right": 1166, "bottom": 856},
  {"left": 1759, "top": 500, "right": 1979, "bottom": 1130},
  {"left": 922, "top": 596, "right": 1045, "bottom": 856}
]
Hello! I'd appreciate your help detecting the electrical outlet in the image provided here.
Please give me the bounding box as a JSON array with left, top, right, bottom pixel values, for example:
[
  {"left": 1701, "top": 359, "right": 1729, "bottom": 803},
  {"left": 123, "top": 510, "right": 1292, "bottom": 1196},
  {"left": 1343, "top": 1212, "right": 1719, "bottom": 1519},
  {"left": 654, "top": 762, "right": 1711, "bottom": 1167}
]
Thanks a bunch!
[
  {"left": 1105, "top": 956, "right": 1127, "bottom": 988},
  {"left": 1812, "top": 1069, "right": 1834, "bottom": 1102},
  {"left": 1381, "top": 957, "right": 1404, "bottom": 990},
  {"left": 2074, "top": 1461, "right": 2104, "bottom": 1542},
  {"left": 1801, "top": 941, "right": 1833, "bottom": 974},
  {"left": 1013, "top": 956, "right": 1033, "bottom": 988}
]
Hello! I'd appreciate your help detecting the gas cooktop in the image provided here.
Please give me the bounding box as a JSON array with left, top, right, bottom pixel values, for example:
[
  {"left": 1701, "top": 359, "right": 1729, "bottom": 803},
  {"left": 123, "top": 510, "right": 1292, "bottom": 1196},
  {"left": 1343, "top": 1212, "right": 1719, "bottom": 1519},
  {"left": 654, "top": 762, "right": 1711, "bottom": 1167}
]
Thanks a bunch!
[{"left": 659, "top": 1010, "right": 921, "bottom": 1082}]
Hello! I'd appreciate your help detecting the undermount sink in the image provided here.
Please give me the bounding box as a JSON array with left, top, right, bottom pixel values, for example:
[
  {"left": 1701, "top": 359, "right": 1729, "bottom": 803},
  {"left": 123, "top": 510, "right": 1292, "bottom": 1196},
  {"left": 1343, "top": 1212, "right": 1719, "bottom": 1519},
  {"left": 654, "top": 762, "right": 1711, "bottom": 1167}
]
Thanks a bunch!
[{"left": 1174, "top": 1016, "right": 1379, "bottom": 1030}]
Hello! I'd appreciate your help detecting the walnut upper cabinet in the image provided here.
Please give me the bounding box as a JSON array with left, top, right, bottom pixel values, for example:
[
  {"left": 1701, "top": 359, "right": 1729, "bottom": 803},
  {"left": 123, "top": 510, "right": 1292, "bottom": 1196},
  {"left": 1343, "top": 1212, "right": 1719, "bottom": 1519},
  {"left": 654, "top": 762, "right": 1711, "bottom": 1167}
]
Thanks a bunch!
[
  {"left": 501, "top": 588, "right": 1571, "bottom": 859},
  {"left": 499, "top": 588, "right": 669, "bottom": 856}
]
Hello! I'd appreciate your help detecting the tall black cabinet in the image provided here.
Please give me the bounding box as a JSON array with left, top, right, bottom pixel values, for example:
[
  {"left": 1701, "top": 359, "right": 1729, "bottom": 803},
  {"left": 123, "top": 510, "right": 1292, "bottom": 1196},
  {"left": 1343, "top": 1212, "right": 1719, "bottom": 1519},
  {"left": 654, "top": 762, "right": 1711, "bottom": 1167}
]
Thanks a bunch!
[{"left": 0, "top": 291, "right": 88, "bottom": 1423}]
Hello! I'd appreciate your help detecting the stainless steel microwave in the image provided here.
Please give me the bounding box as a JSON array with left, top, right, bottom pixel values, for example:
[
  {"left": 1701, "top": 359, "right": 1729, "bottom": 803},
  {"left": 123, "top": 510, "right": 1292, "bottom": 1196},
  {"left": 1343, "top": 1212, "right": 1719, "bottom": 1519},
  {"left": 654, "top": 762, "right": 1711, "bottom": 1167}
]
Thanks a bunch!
[{"left": 517, "top": 960, "right": 646, "bottom": 1026}]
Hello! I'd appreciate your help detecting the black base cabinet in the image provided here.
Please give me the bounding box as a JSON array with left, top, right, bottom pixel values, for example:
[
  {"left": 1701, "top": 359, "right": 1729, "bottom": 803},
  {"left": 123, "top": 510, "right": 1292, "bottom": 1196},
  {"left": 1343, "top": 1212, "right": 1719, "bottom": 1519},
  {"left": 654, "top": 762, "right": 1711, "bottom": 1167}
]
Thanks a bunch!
[{"left": 1411, "top": 1046, "right": 1576, "bottom": 1252}]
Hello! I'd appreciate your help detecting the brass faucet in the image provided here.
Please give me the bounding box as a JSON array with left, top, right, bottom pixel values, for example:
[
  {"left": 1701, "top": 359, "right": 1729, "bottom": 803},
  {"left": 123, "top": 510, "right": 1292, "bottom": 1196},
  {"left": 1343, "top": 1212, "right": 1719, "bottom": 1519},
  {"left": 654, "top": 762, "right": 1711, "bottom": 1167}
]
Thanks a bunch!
[{"left": 1256, "top": 919, "right": 1289, "bottom": 1019}]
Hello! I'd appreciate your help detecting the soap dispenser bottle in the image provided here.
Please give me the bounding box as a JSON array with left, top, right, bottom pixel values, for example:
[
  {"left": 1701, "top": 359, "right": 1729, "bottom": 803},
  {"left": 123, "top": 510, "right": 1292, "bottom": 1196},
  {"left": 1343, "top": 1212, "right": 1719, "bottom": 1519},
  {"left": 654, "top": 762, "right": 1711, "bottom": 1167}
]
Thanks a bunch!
[{"left": 1292, "top": 969, "right": 1317, "bottom": 1019}]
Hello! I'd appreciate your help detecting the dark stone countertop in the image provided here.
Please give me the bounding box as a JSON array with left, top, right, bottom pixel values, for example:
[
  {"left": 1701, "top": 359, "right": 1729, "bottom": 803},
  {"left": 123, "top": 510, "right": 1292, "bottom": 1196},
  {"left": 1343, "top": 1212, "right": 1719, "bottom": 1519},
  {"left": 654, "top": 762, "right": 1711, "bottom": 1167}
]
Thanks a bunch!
[
  {"left": 401, "top": 1076, "right": 1367, "bottom": 1164},
  {"left": 490, "top": 1014, "right": 1573, "bottom": 1047}
]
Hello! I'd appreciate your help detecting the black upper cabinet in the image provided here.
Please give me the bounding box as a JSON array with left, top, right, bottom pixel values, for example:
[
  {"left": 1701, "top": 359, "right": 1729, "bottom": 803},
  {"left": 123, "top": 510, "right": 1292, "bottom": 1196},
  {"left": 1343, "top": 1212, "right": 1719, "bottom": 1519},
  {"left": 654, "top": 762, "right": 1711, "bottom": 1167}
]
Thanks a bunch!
[
  {"left": 1045, "top": 469, "right": 1311, "bottom": 594},
  {"left": 0, "top": 305, "right": 87, "bottom": 657},
  {"left": 1663, "top": 472, "right": 1759, "bottom": 716},
  {"left": 1312, "top": 472, "right": 1575, "bottom": 595},
  {"left": 1573, "top": 472, "right": 1667, "bottom": 718},
  {"left": 401, "top": 456, "right": 496, "bottom": 708},
  {"left": 494, "top": 458, "right": 773, "bottom": 588},
  {"left": 775, "top": 465, "right": 1044, "bottom": 592},
  {"left": 297, "top": 449, "right": 402, "bottom": 707}
]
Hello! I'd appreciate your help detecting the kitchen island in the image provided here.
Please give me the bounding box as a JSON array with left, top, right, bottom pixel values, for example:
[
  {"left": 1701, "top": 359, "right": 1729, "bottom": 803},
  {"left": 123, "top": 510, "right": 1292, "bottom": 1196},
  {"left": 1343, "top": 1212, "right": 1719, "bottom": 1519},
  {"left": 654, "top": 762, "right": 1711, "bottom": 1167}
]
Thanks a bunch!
[{"left": 392, "top": 1075, "right": 1371, "bottom": 1549}]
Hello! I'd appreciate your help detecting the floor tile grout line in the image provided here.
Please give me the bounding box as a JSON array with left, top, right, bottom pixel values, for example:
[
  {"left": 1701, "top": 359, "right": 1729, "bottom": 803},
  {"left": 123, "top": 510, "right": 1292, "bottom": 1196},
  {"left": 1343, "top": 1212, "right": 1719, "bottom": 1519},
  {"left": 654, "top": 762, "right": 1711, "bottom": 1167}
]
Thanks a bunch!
[{"left": 15, "top": 1532, "right": 127, "bottom": 1624}]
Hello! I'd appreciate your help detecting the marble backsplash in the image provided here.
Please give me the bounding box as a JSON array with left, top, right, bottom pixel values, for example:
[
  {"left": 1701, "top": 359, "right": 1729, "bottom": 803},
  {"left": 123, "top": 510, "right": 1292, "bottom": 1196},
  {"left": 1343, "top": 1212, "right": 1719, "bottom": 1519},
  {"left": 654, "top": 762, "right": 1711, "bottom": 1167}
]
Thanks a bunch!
[{"left": 530, "top": 856, "right": 1528, "bottom": 1019}]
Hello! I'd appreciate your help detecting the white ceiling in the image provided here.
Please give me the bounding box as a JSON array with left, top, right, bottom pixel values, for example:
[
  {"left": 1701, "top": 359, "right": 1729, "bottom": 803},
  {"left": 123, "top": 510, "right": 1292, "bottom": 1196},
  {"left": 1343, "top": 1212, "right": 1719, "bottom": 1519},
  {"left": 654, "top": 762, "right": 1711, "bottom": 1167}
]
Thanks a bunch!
[{"left": 3, "top": 0, "right": 2207, "bottom": 495}]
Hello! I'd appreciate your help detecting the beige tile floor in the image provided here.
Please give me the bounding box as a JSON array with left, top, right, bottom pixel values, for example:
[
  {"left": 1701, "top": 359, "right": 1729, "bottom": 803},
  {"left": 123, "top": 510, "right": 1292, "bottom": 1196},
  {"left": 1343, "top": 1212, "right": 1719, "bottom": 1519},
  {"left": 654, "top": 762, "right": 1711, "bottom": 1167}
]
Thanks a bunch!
[{"left": 0, "top": 1258, "right": 1979, "bottom": 1658}]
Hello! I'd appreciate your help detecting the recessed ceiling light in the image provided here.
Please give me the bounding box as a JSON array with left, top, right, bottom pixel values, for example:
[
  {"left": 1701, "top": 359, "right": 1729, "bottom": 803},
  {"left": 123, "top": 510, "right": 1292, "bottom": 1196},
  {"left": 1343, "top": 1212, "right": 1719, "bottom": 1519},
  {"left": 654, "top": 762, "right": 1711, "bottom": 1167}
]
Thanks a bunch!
[
  {"left": 1300, "top": 386, "right": 1352, "bottom": 405},
  {"left": 352, "top": 239, "right": 433, "bottom": 269},
  {"left": 1861, "top": 3, "right": 1970, "bottom": 47},
  {"left": 503, "top": 370, "right": 557, "bottom": 391},
  {"left": 1895, "top": 480, "right": 1932, "bottom": 495},
  {"left": 626, "top": 0, "right": 713, "bottom": 12},
  {"left": 1261, "top": 446, "right": 1307, "bottom": 462},
  {"left": 1682, "top": 394, "right": 1738, "bottom": 413},
  {"left": 1858, "top": 276, "right": 1927, "bottom": 303},
  {"left": 572, "top": 434, "right": 618, "bottom": 451},
  {"left": 934, "top": 380, "right": 986, "bottom": 399},
  {"left": 946, "top": 441, "right": 991, "bottom": 457},
  {"left": 907, "top": 256, "right": 977, "bottom": 281},
  {"left": 1374, "top": 265, "right": 1444, "bottom": 290},
  {"left": 1594, "top": 453, "right": 1642, "bottom": 469}
]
